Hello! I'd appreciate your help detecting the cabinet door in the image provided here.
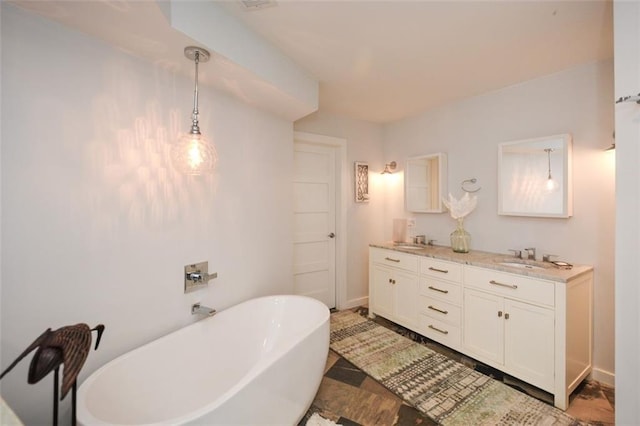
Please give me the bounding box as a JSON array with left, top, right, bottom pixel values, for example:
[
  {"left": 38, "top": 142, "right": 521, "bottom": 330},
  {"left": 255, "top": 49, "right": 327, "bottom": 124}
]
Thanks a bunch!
[
  {"left": 394, "top": 270, "right": 418, "bottom": 328},
  {"left": 463, "top": 289, "right": 504, "bottom": 364},
  {"left": 504, "top": 299, "right": 555, "bottom": 392},
  {"left": 371, "top": 264, "right": 394, "bottom": 319}
]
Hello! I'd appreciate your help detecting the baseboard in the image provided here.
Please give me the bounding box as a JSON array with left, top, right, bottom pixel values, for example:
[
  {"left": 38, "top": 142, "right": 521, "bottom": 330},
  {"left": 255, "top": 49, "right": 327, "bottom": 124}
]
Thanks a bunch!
[
  {"left": 341, "top": 296, "right": 368, "bottom": 310},
  {"left": 590, "top": 367, "right": 615, "bottom": 387}
]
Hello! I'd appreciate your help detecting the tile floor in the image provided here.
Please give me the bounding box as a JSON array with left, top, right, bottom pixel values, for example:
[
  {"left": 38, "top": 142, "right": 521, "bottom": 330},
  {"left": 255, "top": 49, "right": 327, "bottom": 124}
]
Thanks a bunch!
[{"left": 302, "top": 310, "right": 615, "bottom": 426}]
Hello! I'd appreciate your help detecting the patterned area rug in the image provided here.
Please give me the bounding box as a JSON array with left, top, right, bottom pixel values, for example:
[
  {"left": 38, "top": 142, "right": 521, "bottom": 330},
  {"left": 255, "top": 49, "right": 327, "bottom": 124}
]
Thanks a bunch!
[{"left": 330, "top": 310, "right": 581, "bottom": 426}]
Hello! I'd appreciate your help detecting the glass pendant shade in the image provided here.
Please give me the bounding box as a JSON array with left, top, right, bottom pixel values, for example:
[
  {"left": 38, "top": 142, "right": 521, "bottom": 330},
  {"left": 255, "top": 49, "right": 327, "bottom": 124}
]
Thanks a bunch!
[
  {"left": 545, "top": 176, "right": 559, "bottom": 192},
  {"left": 171, "top": 132, "right": 217, "bottom": 175}
]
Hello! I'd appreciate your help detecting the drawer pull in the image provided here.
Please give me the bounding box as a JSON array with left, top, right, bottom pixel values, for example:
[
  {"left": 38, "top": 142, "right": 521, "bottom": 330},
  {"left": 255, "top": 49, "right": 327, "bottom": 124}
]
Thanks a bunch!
[
  {"left": 428, "top": 285, "right": 449, "bottom": 294},
  {"left": 428, "top": 325, "right": 449, "bottom": 335},
  {"left": 428, "top": 267, "right": 449, "bottom": 274},
  {"left": 489, "top": 279, "right": 518, "bottom": 289},
  {"left": 428, "top": 305, "right": 448, "bottom": 315},
  {"left": 385, "top": 257, "right": 401, "bottom": 263}
]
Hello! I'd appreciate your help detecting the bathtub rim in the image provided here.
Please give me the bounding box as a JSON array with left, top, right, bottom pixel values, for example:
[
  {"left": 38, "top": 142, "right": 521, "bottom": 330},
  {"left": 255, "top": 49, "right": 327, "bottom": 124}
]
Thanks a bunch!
[{"left": 77, "top": 294, "right": 330, "bottom": 426}]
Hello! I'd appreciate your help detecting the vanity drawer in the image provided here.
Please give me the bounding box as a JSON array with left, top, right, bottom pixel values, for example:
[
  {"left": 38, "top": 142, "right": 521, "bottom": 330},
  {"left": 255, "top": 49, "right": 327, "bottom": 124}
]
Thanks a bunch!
[
  {"left": 420, "top": 296, "right": 461, "bottom": 326},
  {"left": 420, "top": 277, "right": 462, "bottom": 304},
  {"left": 419, "top": 315, "right": 461, "bottom": 349},
  {"left": 420, "top": 258, "right": 463, "bottom": 283},
  {"left": 464, "top": 266, "right": 555, "bottom": 307},
  {"left": 370, "top": 248, "right": 418, "bottom": 272}
]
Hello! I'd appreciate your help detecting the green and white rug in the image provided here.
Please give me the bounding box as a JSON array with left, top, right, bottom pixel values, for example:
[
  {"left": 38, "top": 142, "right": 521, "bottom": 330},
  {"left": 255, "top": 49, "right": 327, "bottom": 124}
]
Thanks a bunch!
[{"left": 330, "top": 310, "right": 581, "bottom": 426}]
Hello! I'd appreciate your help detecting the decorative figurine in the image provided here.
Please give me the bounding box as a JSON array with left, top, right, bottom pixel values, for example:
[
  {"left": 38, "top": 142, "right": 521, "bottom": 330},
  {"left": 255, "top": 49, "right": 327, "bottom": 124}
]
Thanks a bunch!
[{"left": 0, "top": 323, "right": 105, "bottom": 425}]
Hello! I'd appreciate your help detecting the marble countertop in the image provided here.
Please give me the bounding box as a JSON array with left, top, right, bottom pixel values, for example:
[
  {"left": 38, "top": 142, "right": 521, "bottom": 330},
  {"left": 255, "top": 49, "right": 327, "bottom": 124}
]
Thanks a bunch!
[{"left": 370, "top": 242, "right": 593, "bottom": 283}]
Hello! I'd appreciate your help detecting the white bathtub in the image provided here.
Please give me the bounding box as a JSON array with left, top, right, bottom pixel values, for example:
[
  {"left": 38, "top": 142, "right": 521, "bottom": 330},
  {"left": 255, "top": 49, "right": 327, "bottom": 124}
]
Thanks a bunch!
[{"left": 77, "top": 295, "right": 330, "bottom": 425}]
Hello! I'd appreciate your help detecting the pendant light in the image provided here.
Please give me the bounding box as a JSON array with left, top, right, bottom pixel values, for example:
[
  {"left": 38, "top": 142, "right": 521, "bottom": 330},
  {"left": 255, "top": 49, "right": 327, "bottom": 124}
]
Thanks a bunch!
[
  {"left": 544, "top": 148, "right": 559, "bottom": 192},
  {"left": 172, "top": 46, "right": 217, "bottom": 175}
]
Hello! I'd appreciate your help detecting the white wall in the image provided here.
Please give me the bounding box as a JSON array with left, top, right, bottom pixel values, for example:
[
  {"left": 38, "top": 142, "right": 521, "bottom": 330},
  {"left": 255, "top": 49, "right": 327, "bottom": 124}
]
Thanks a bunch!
[
  {"left": 614, "top": 1, "right": 640, "bottom": 423},
  {"left": 1, "top": 5, "right": 294, "bottom": 424},
  {"left": 294, "top": 110, "right": 385, "bottom": 307},
  {"left": 384, "top": 60, "right": 616, "bottom": 384}
]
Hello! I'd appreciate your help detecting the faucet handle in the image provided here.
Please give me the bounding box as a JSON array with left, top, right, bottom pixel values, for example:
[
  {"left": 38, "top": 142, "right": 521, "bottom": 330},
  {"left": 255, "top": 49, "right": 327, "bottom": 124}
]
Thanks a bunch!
[
  {"left": 543, "top": 253, "right": 558, "bottom": 262},
  {"left": 524, "top": 247, "right": 536, "bottom": 260},
  {"left": 508, "top": 249, "right": 522, "bottom": 259}
]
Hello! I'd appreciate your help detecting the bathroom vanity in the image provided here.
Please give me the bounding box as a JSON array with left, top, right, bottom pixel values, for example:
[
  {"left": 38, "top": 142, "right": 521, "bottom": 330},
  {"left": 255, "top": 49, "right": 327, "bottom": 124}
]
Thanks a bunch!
[{"left": 368, "top": 243, "right": 593, "bottom": 410}]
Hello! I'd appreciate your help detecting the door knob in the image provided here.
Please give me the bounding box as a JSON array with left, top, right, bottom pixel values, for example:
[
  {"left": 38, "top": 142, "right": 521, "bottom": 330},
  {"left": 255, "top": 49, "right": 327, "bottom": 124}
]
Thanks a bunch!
[{"left": 328, "top": 232, "right": 335, "bottom": 238}]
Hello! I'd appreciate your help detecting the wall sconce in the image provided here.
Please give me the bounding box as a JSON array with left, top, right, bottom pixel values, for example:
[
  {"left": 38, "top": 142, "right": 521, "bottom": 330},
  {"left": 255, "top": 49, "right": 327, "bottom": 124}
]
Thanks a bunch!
[
  {"left": 171, "top": 46, "right": 217, "bottom": 175},
  {"left": 381, "top": 161, "right": 397, "bottom": 174},
  {"left": 544, "top": 148, "right": 559, "bottom": 192}
]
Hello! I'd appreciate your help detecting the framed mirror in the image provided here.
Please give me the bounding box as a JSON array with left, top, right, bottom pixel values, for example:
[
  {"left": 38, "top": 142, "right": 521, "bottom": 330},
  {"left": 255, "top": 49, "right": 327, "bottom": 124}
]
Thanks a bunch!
[
  {"left": 405, "top": 153, "right": 447, "bottom": 213},
  {"left": 498, "top": 134, "right": 572, "bottom": 218}
]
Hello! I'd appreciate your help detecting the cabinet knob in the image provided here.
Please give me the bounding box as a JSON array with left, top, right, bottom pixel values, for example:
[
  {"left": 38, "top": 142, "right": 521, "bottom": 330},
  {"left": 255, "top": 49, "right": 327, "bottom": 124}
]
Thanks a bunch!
[
  {"left": 505, "top": 313, "right": 510, "bottom": 320},
  {"left": 498, "top": 311, "right": 503, "bottom": 317}
]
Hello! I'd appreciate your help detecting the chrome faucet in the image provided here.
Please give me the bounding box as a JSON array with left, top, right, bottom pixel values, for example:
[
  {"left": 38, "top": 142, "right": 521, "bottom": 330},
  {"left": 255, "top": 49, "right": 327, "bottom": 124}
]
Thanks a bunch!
[
  {"left": 524, "top": 247, "right": 536, "bottom": 260},
  {"left": 191, "top": 303, "right": 216, "bottom": 317},
  {"left": 413, "top": 235, "right": 426, "bottom": 245}
]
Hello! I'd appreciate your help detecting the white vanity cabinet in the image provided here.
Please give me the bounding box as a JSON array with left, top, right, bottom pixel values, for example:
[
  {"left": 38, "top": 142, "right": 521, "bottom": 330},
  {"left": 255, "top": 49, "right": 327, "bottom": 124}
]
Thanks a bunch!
[
  {"left": 463, "top": 271, "right": 555, "bottom": 392},
  {"left": 369, "top": 245, "right": 593, "bottom": 411},
  {"left": 369, "top": 248, "right": 419, "bottom": 330},
  {"left": 463, "top": 265, "right": 592, "bottom": 410}
]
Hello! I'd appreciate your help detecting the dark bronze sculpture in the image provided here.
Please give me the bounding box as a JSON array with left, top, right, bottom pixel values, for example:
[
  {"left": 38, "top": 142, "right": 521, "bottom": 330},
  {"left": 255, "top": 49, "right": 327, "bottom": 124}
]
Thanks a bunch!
[{"left": 0, "top": 323, "right": 105, "bottom": 425}]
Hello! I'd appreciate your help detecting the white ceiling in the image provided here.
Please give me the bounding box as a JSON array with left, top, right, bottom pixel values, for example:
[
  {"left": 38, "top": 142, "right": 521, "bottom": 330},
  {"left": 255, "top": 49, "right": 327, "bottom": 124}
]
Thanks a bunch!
[
  {"left": 10, "top": 0, "right": 613, "bottom": 124},
  {"left": 220, "top": 0, "right": 613, "bottom": 123}
]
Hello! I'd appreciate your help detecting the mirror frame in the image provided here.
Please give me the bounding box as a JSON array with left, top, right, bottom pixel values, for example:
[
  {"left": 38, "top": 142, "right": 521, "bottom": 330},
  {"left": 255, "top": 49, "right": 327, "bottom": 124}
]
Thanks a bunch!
[
  {"left": 405, "top": 153, "right": 448, "bottom": 213},
  {"left": 498, "top": 134, "right": 573, "bottom": 218}
]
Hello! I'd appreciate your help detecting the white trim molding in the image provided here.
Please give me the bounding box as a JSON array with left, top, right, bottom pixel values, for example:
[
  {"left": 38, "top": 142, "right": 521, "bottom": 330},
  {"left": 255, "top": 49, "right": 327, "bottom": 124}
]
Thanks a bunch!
[{"left": 590, "top": 368, "right": 615, "bottom": 388}]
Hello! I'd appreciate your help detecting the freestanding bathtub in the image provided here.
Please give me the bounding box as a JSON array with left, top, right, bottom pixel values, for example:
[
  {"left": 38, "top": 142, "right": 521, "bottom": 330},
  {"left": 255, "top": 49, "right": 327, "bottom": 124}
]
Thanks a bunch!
[{"left": 77, "top": 295, "right": 330, "bottom": 425}]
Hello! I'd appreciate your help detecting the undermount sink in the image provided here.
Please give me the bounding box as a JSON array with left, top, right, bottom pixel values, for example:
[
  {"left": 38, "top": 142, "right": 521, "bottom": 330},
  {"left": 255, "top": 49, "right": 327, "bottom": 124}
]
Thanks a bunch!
[
  {"left": 394, "top": 244, "right": 425, "bottom": 250},
  {"left": 497, "top": 261, "right": 547, "bottom": 271}
]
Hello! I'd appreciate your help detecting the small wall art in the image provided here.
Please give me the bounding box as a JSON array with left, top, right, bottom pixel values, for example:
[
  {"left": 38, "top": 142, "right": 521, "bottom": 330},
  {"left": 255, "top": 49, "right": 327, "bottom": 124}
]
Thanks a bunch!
[{"left": 354, "top": 161, "right": 369, "bottom": 203}]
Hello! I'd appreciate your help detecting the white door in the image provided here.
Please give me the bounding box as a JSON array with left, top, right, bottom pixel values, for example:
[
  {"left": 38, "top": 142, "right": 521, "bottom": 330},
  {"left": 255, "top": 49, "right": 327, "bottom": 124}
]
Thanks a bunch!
[{"left": 293, "top": 142, "right": 336, "bottom": 308}]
